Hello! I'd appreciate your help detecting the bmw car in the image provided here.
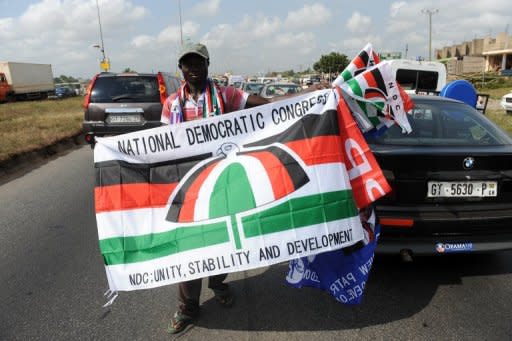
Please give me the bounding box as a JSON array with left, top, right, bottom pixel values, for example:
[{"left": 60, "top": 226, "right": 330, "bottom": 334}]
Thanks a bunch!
[{"left": 367, "top": 95, "right": 512, "bottom": 255}]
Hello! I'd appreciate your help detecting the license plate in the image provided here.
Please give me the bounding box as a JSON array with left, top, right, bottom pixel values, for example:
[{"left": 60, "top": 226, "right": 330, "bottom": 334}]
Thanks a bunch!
[
  {"left": 108, "top": 115, "right": 142, "bottom": 123},
  {"left": 427, "top": 181, "right": 497, "bottom": 197}
]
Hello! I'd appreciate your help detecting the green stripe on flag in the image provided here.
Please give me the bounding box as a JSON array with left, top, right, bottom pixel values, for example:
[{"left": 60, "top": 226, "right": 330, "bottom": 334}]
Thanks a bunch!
[
  {"left": 346, "top": 79, "right": 368, "bottom": 114},
  {"left": 209, "top": 162, "right": 256, "bottom": 249},
  {"left": 99, "top": 221, "right": 229, "bottom": 265},
  {"left": 341, "top": 69, "right": 352, "bottom": 82},
  {"left": 369, "top": 116, "right": 381, "bottom": 126},
  {"left": 241, "top": 190, "right": 358, "bottom": 238},
  {"left": 347, "top": 78, "right": 363, "bottom": 97}
]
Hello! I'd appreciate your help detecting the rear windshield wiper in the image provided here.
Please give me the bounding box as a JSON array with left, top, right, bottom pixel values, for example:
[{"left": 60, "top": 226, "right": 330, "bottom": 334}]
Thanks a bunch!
[{"left": 111, "top": 94, "right": 136, "bottom": 101}]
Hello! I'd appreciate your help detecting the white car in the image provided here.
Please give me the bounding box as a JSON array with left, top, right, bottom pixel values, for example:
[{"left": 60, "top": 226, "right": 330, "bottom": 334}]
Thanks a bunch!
[{"left": 500, "top": 91, "right": 512, "bottom": 114}]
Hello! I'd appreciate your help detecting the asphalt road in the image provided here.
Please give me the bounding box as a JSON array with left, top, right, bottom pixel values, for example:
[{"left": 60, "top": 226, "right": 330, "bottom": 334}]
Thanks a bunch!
[{"left": 1, "top": 146, "right": 511, "bottom": 341}]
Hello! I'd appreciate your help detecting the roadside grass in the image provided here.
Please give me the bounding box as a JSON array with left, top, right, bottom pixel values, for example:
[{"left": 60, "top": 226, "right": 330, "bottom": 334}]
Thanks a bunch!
[
  {"left": 486, "top": 108, "right": 512, "bottom": 135},
  {"left": 0, "top": 97, "right": 83, "bottom": 162}
]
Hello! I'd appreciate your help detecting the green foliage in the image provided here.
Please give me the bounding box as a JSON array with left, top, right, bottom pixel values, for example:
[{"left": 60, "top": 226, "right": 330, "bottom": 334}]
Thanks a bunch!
[
  {"left": 123, "top": 67, "right": 137, "bottom": 73},
  {"left": 281, "top": 69, "right": 295, "bottom": 78},
  {"left": 313, "top": 52, "right": 350, "bottom": 74},
  {"left": 54, "top": 75, "right": 79, "bottom": 83}
]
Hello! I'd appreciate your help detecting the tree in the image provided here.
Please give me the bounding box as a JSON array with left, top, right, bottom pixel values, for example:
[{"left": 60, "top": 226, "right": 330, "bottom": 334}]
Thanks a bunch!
[
  {"left": 281, "top": 69, "right": 295, "bottom": 78},
  {"left": 313, "top": 52, "right": 350, "bottom": 76},
  {"left": 54, "top": 75, "right": 78, "bottom": 84},
  {"left": 123, "top": 67, "right": 136, "bottom": 73}
]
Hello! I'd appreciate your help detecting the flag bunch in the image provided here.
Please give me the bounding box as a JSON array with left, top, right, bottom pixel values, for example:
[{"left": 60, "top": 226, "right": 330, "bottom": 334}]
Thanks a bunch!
[{"left": 333, "top": 43, "right": 414, "bottom": 134}]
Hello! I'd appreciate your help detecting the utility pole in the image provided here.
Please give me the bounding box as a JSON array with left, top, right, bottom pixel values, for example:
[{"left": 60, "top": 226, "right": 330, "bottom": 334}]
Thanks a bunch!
[
  {"left": 422, "top": 8, "right": 438, "bottom": 61},
  {"left": 178, "top": 0, "right": 183, "bottom": 46},
  {"left": 95, "top": 0, "right": 109, "bottom": 71}
]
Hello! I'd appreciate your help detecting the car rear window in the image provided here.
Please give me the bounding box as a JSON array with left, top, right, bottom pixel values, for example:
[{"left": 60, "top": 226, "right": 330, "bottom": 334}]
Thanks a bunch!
[
  {"left": 90, "top": 76, "right": 160, "bottom": 103},
  {"left": 367, "top": 100, "right": 512, "bottom": 146},
  {"left": 396, "top": 69, "right": 439, "bottom": 91},
  {"left": 264, "top": 84, "right": 300, "bottom": 96}
]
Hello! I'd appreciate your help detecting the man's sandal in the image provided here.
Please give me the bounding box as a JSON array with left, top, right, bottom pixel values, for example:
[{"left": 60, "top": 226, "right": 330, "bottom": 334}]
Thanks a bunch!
[
  {"left": 167, "top": 311, "right": 194, "bottom": 334},
  {"left": 213, "top": 287, "right": 234, "bottom": 307}
]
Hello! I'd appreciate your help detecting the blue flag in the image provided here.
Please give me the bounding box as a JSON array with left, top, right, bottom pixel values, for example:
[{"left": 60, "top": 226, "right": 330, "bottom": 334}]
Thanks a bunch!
[{"left": 286, "top": 207, "right": 379, "bottom": 305}]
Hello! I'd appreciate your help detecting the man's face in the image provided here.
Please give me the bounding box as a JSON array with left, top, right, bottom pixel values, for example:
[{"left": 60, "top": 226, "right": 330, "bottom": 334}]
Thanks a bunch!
[{"left": 179, "top": 54, "right": 208, "bottom": 85}]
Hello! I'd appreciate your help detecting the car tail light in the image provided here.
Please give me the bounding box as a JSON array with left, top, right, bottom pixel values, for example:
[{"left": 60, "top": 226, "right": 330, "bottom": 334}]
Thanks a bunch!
[
  {"left": 84, "top": 133, "right": 95, "bottom": 144},
  {"left": 379, "top": 218, "right": 414, "bottom": 228},
  {"left": 157, "top": 72, "right": 168, "bottom": 104},
  {"left": 83, "top": 74, "right": 99, "bottom": 109}
]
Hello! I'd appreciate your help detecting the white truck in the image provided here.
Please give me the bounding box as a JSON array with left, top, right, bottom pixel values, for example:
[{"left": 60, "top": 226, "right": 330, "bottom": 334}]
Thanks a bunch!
[
  {"left": 388, "top": 59, "right": 447, "bottom": 94},
  {"left": 0, "top": 62, "right": 55, "bottom": 102}
]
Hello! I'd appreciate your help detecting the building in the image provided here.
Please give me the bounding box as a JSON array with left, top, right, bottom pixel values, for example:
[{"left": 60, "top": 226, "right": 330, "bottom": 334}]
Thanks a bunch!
[{"left": 435, "top": 32, "right": 512, "bottom": 75}]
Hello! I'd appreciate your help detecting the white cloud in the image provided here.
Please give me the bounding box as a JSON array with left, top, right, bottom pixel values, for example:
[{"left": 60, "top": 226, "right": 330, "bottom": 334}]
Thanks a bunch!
[
  {"left": 342, "top": 34, "right": 383, "bottom": 56},
  {"left": 390, "top": 2, "right": 406, "bottom": 17},
  {"left": 284, "top": 3, "right": 331, "bottom": 29},
  {"left": 346, "top": 11, "right": 372, "bottom": 33},
  {"left": 131, "top": 35, "right": 155, "bottom": 48},
  {"left": 1, "top": 0, "right": 153, "bottom": 76},
  {"left": 156, "top": 21, "right": 200, "bottom": 44},
  {"left": 191, "top": 0, "right": 221, "bottom": 16}
]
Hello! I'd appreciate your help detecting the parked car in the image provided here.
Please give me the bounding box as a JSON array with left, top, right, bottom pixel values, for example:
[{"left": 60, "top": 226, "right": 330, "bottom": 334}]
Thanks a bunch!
[
  {"left": 82, "top": 72, "right": 181, "bottom": 145},
  {"left": 259, "top": 83, "right": 302, "bottom": 99},
  {"left": 54, "top": 86, "right": 75, "bottom": 98},
  {"left": 367, "top": 95, "right": 512, "bottom": 255},
  {"left": 241, "top": 82, "right": 264, "bottom": 96},
  {"left": 500, "top": 91, "right": 512, "bottom": 114}
]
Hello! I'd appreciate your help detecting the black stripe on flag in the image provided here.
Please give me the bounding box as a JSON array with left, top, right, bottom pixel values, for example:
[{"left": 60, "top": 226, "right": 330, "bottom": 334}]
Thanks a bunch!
[
  {"left": 245, "top": 109, "right": 338, "bottom": 148},
  {"left": 94, "top": 153, "right": 212, "bottom": 187},
  {"left": 370, "top": 68, "right": 388, "bottom": 96},
  {"left": 354, "top": 50, "right": 370, "bottom": 77},
  {"left": 165, "top": 157, "right": 221, "bottom": 222},
  {"left": 238, "top": 145, "right": 309, "bottom": 190}
]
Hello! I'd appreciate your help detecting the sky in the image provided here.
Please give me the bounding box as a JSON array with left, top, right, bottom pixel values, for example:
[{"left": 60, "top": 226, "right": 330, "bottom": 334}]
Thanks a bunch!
[{"left": 1, "top": 0, "right": 511, "bottom": 79}]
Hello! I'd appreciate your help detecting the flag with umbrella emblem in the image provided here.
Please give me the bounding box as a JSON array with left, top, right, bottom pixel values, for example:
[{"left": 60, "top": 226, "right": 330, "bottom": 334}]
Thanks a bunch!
[{"left": 94, "top": 88, "right": 390, "bottom": 293}]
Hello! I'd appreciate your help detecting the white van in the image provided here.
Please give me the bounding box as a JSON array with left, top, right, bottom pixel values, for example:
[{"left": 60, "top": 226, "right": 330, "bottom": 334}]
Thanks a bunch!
[{"left": 388, "top": 59, "right": 447, "bottom": 94}]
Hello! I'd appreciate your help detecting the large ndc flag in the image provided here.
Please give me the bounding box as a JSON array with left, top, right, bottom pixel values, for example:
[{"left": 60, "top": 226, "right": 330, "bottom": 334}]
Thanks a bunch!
[{"left": 94, "top": 89, "right": 390, "bottom": 292}]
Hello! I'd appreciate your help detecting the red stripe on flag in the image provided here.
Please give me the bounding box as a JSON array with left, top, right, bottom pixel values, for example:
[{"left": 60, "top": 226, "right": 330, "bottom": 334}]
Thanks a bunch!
[
  {"left": 398, "top": 84, "right": 414, "bottom": 112},
  {"left": 245, "top": 151, "right": 295, "bottom": 200},
  {"left": 95, "top": 183, "right": 177, "bottom": 213},
  {"left": 285, "top": 135, "right": 343, "bottom": 165},
  {"left": 363, "top": 71, "right": 378, "bottom": 89},
  {"left": 372, "top": 52, "right": 380, "bottom": 64},
  {"left": 94, "top": 136, "right": 346, "bottom": 213},
  {"left": 335, "top": 88, "right": 391, "bottom": 208},
  {"left": 179, "top": 161, "right": 219, "bottom": 222},
  {"left": 353, "top": 55, "right": 365, "bottom": 69}
]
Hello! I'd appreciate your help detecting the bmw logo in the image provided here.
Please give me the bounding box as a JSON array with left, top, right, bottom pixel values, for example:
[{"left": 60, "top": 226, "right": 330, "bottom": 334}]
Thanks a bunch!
[{"left": 463, "top": 157, "right": 475, "bottom": 170}]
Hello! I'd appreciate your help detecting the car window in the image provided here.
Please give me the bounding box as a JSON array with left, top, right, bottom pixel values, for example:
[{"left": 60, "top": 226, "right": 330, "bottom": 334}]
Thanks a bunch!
[
  {"left": 367, "top": 100, "right": 512, "bottom": 146},
  {"left": 243, "top": 83, "right": 264, "bottom": 92},
  {"left": 396, "top": 69, "right": 439, "bottom": 91},
  {"left": 91, "top": 76, "right": 160, "bottom": 103},
  {"left": 265, "top": 84, "right": 300, "bottom": 96}
]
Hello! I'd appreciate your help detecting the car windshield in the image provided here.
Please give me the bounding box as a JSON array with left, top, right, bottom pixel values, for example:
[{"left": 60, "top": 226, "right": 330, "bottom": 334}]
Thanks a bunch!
[
  {"left": 243, "top": 83, "right": 264, "bottom": 92},
  {"left": 264, "top": 84, "right": 300, "bottom": 96},
  {"left": 90, "top": 76, "right": 160, "bottom": 103},
  {"left": 366, "top": 99, "right": 512, "bottom": 146}
]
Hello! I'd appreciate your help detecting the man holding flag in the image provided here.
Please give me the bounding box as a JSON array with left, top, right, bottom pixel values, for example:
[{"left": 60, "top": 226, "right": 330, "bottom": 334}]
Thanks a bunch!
[
  {"left": 161, "top": 41, "right": 328, "bottom": 334},
  {"left": 91, "top": 41, "right": 413, "bottom": 337}
]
